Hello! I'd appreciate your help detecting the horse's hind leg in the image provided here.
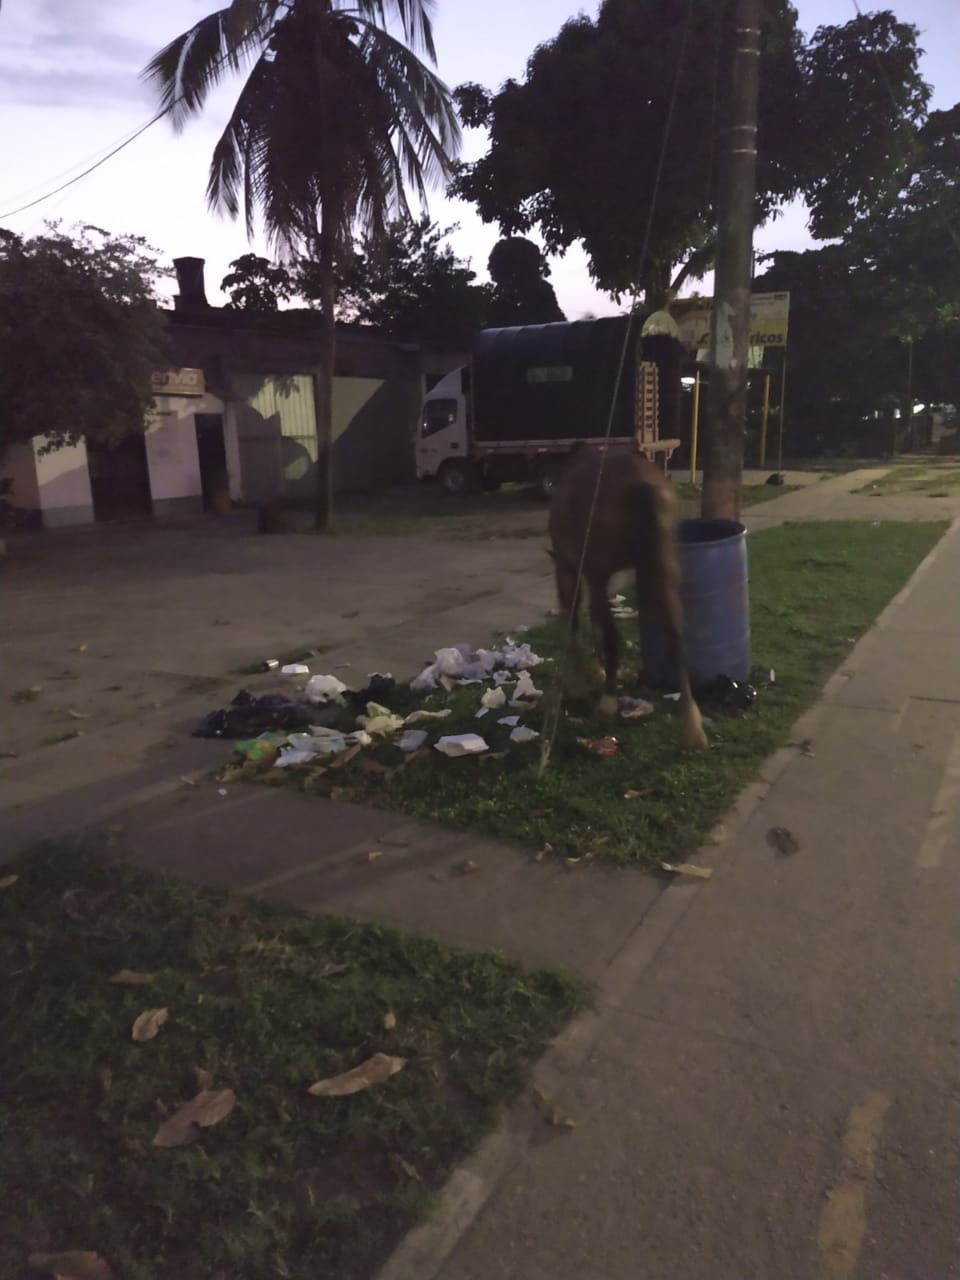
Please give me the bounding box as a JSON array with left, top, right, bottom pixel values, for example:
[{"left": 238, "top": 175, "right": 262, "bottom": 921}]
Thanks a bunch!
[{"left": 588, "top": 576, "right": 620, "bottom": 716}]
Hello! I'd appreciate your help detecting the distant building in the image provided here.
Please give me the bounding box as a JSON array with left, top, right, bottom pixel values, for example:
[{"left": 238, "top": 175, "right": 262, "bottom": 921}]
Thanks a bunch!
[{"left": 1, "top": 257, "right": 462, "bottom": 529}]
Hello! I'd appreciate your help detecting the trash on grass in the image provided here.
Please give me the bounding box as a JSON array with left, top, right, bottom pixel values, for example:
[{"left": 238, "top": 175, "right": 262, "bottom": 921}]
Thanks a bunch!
[
  {"left": 357, "top": 702, "right": 404, "bottom": 736},
  {"left": 481, "top": 686, "right": 507, "bottom": 710},
  {"left": 233, "top": 732, "right": 289, "bottom": 766},
  {"left": 398, "top": 729, "right": 428, "bottom": 752},
  {"left": 577, "top": 736, "right": 618, "bottom": 757},
  {"left": 262, "top": 658, "right": 280, "bottom": 671},
  {"left": 661, "top": 861, "right": 713, "bottom": 880},
  {"left": 357, "top": 849, "right": 384, "bottom": 864},
  {"left": 383, "top": 1010, "right": 397, "bottom": 1031},
  {"left": 476, "top": 706, "right": 490, "bottom": 719},
  {"left": 304, "top": 673, "right": 348, "bottom": 705},
  {"left": 0, "top": 874, "right": 19, "bottom": 891},
  {"left": 281, "top": 663, "right": 310, "bottom": 677},
  {"left": 624, "top": 789, "right": 642, "bottom": 800},
  {"left": 620, "top": 697, "right": 655, "bottom": 719},
  {"left": 511, "top": 670, "right": 542, "bottom": 704},
  {"left": 706, "top": 675, "right": 757, "bottom": 710},
  {"left": 663, "top": 692, "right": 682, "bottom": 702},
  {"left": 510, "top": 725, "right": 539, "bottom": 743},
  {"left": 458, "top": 859, "right": 481, "bottom": 875},
  {"left": 404, "top": 708, "right": 452, "bottom": 725},
  {"left": 346, "top": 673, "right": 395, "bottom": 709},
  {"left": 308, "top": 1052, "right": 406, "bottom": 1097},
  {"left": 194, "top": 690, "right": 315, "bottom": 739},
  {"left": 153, "top": 1088, "right": 237, "bottom": 1148},
  {"left": 434, "top": 734, "right": 489, "bottom": 757},
  {"left": 767, "top": 826, "right": 800, "bottom": 856},
  {"left": 498, "top": 715, "right": 520, "bottom": 727}
]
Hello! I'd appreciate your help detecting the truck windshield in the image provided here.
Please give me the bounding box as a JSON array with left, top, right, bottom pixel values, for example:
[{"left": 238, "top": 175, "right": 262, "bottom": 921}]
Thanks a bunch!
[{"left": 421, "top": 397, "right": 458, "bottom": 437}]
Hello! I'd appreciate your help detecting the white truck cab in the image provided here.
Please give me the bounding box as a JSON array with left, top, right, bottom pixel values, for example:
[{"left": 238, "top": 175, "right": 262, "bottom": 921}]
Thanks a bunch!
[{"left": 415, "top": 367, "right": 471, "bottom": 491}]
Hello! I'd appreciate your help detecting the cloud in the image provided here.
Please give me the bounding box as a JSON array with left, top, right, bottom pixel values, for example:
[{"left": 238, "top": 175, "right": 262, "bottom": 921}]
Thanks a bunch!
[{"left": 0, "top": 0, "right": 170, "bottom": 108}]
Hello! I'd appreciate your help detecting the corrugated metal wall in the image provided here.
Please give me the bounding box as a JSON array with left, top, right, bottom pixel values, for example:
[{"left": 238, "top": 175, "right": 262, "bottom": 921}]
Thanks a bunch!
[{"left": 231, "top": 373, "right": 317, "bottom": 502}]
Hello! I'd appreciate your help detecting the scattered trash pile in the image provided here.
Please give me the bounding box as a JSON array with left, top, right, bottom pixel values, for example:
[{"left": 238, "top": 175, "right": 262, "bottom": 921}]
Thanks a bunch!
[
  {"left": 194, "top": 636, "right": 552, "bottom": 773},
  {"left": 193, "top": 616, "right": 772, "bottom": 782}
]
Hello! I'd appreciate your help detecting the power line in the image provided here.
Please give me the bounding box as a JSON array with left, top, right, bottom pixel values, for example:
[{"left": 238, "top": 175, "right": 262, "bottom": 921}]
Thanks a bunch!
[{"left": 0, "top": 109, "right": 172, "bottom": 222}]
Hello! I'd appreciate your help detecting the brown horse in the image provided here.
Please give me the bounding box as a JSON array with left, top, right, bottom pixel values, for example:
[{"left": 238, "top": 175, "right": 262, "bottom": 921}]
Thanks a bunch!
[{"left": 548, "top": 449, "right": 707, "bottom": 750}]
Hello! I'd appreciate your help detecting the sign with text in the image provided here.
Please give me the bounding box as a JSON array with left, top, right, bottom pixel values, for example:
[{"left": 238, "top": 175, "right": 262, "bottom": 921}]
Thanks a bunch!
[
  {"left": 151, "top": 366, "right": 206, "bottom": 397},
  {"left": 673, "top": 292, "right": 790, "bottom": 351}
]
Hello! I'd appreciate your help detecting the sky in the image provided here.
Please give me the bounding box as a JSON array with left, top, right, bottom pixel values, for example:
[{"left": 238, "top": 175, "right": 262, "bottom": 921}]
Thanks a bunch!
[{"left": 0, "top": 0, "right": 956, "bottom": 317}]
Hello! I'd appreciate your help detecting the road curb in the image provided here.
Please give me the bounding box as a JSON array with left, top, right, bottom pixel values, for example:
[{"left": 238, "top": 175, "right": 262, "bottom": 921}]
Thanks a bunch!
[{"left": 375, "top": 513, "right": 960, "bottom": 1280}]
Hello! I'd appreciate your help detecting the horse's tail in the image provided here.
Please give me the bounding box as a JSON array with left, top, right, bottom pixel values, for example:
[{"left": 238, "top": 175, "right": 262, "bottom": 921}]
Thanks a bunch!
[{"left": 640, "top": 475, "right": 708, "bottom": 751}]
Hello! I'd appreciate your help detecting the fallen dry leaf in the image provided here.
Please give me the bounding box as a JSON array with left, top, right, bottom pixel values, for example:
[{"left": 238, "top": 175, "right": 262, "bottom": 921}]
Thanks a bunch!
[
  {"left": 389, "top": 1153, "right": 422, "bottom": 1183},
  {"left": 0, "top": 873, "right": 19, "bottom": 891},
  {"left": 532, "top": 1086, "right": 576, "bottom": 1130},
  {"left": 317, "top": 961, "right": 349, "bottom": 979},
  {"left": 28, "top": 1251, "right": 115, "bottom": 1280},
  {"left": 623, "top": 789, "right": 642, "bottom": 800},
  {"left": 356, "top": 849, "right": 384, "bottom": 865},
  {"left": 131, "top": 1008, "right": 169, "bottom": 1043},
  {"left": 660, "top": 861, "right": 713, "bottom": 880},
  {"left": 383, "top": 1010, "right": 397, "bottom": 1031},
  {"left": 153, "top": 1088, "right": 237, "bottom": 1148},
  {"left": 108, "top": 969, "right": 156, "bottom": 986},
  {"left": 767, "top": 826, "right": 800, "bottom": 856},
  {"left": 308, "top": 1052, "right": 406, "bottom": 1097},
  {"left": 194, "top": 1066, "right": 214, "bottom": 1092}
]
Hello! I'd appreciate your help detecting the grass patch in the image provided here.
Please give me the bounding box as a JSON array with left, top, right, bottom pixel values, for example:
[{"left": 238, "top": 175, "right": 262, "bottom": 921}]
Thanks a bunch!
[
  {"left": 853, "top": 463, "right": 960, "bottom": 496},
  {"left": 260, "top": 521, "right": 945, "bottom": 867},
  {"left": 0, "top": 844, "right": 584, "bottom": 1280},
  {"left": 671, "top": 481, "right": 800, "bottom": 506}
]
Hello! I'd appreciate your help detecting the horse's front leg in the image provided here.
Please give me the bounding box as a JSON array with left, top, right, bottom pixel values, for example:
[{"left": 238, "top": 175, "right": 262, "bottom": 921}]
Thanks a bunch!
[
  {"left": 588, "top": 577, "right": 620, "bottom": 716},
  {"left": 555, "top": 559, "right": 592, "bottom": 698}
]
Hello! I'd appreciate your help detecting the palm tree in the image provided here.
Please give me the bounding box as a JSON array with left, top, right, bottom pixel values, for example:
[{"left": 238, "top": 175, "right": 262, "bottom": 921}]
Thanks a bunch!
[{"left": 143, "top": 0, "right": 460, "bottom": 529}]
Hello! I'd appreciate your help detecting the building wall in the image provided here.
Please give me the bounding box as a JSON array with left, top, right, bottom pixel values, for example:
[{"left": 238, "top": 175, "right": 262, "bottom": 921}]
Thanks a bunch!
[
  {"left": 33, "top": 437, "right": 95, "bottom": 527},
  {"left": 145, "top": 395, "right": 205, "bottom": 516},
  {"left": 1, "top": 442, "right": 41, "bottom": 524}
]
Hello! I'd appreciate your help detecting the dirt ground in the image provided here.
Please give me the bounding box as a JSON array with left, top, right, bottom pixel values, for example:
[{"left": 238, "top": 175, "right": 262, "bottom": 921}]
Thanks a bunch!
[{"left": 0, "top": 508, "right": 559, "bottom": 759}]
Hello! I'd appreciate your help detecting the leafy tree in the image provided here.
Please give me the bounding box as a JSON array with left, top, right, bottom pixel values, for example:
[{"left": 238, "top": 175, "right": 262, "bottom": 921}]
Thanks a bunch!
[
  {"left": 311, "top": 216, "right": 489, "bottom": 345},
  {"left": 221, "top": 253, "right": 296, "bottom": 312},
  {"left": 485, "top": 237, "right": 565, "bottom": 326},
  {"left": 452, "top": 1, "right": 929, "bottom": 307},
  {"left": 0, "top": 222, "right": 168, "bottom": 455},
  {"left": 144, "top": 0, "right": 460, "bottom": 530},
  {"left": 756, "top": 100, "right": 960, "bottom": 454}
]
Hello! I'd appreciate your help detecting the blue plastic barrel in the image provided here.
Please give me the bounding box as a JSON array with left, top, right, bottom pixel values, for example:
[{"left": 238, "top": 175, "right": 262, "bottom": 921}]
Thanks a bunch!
[{"left": 641, "top": 517, "right": 750, "bottom": 689}]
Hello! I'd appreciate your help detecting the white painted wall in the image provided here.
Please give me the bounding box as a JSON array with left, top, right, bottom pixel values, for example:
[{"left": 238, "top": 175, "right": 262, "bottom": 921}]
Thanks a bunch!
[
  {"left": 33, "top": 438, "right": 95, "bottom": 526},
  {"left": 1, "top": 442, "right": 41, "bottom": 512},
  {"left": 145, "top": 397, "right": 203, "bottom": 501}
]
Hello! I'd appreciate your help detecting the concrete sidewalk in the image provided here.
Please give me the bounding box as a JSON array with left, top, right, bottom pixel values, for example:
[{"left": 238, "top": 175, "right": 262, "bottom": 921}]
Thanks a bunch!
[{"left": 372, "top": 515, "right": 960, "bottom": 1280}]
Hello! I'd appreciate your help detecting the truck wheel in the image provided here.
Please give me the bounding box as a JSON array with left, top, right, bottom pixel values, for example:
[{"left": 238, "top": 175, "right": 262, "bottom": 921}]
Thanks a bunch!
[
  {"left": 439, "top": 460, "right": 476, "bottom": 496},
  {"left": 534, "top": 461, "right": 563, "bottom": 501}
]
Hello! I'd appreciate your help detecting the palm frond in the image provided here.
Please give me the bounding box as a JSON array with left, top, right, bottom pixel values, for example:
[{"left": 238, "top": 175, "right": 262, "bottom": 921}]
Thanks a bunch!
[
  {"left": 141, "top": 2, "right": 271, "bottom": 130},
  {"left": 352, "top": 0, "right": 439, "bottom": 64}
]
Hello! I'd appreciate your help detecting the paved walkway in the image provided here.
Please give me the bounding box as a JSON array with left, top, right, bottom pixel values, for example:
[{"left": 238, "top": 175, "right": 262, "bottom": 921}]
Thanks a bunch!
[{"left": 2, "top": 472, "right": 959, "bottom": 1279}]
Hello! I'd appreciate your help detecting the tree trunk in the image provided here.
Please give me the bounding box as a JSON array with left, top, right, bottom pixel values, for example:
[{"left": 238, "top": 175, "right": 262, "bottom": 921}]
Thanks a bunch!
[
  {"left": 314, "top": 218, "right": 337, "bottom": 532},
  {"left": 701, "top": 0, "right": 761, "bottom": 521}
]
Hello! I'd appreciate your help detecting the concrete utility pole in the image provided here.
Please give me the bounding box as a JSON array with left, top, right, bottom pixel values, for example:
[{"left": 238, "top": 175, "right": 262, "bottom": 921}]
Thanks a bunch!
[{"left": 701, "top": 0, "right": 761, "bottom": 520}]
